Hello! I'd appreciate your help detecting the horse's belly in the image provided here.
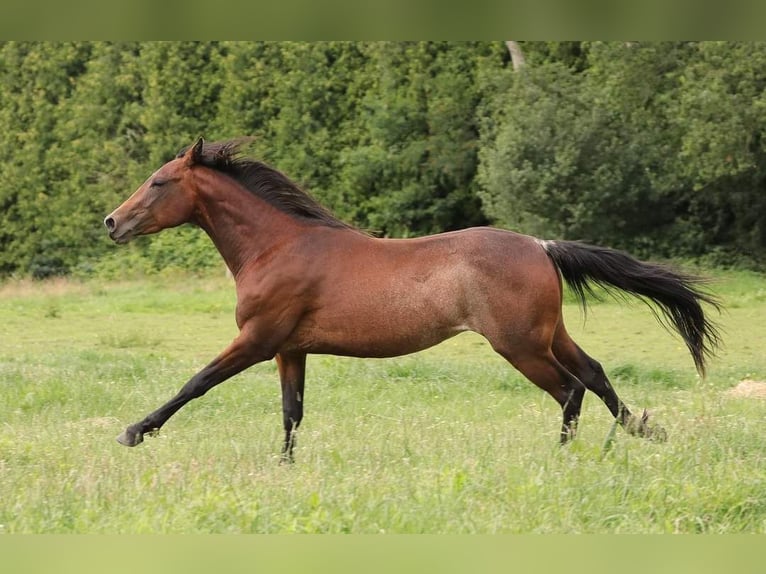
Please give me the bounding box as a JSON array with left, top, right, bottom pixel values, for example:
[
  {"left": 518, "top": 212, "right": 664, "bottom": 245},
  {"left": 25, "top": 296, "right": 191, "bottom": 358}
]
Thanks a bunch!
[
  {"left": 284, "top": 305, "right": 468, "bottom": 358},
  {"left": 293, "top": 327, "right": 464, "bottom": 358}
]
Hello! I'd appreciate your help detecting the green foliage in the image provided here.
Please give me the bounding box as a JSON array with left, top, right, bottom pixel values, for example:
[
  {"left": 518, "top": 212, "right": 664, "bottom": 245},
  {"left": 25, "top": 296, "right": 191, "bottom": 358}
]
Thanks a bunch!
[
  {"left": 0, "top": 42, "right": 93, "bottom": 277},
  {"left": 479, "top": 43, "right": 684, "bottom": 250},
  {"left": 2, "top": 41, "right": 766, "bottom": 277},
  {"left": 338, "top": 42, "right": 488, "bottom": 235},
  {"left": 139, "top": 42, "right": 227, "bottom": 166},
  {"left": 479, "top": 41, "right": 766, "bottom": 263},
  {"left": 669, "top": 42, "right": 766, "bottom": 259}
]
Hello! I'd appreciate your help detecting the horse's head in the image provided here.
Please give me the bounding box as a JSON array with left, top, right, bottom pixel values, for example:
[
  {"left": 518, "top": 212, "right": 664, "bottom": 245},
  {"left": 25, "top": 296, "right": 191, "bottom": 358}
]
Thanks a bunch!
[{"left": 104, "top": 138, "right": 204, "bottom": 244}]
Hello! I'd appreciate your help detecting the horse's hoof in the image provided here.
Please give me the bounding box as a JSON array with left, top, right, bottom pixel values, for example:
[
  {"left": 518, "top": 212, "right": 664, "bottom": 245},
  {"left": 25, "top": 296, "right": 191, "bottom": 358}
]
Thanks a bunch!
[
  {"left": 116, "top": 427, "right": 143, "bottom": 447},
  {"left": 646, "top": 425, "right": 668, "bottom": 442},
  {"left": 625, "top": 411, "right": 668, "bottom": 442}
]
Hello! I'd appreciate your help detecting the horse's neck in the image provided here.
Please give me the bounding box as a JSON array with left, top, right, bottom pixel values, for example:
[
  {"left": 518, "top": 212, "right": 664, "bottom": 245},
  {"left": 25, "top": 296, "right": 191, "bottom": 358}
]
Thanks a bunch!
[{"left": 193, "top": 174, "right": 300, "bottom": 277}]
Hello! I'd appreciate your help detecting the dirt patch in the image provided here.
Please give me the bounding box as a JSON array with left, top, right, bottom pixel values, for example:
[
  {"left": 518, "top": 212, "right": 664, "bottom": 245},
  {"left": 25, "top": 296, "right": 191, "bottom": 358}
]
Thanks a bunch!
[{"left": 726, "top": 380, "right": 766, "bottom": 399}]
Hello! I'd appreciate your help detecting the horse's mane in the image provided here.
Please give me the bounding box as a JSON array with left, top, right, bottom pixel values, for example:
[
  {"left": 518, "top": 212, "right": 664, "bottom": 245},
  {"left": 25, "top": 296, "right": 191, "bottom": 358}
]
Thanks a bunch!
[{"left": 178, "top": 139, "right": 354, "bottom": 230}]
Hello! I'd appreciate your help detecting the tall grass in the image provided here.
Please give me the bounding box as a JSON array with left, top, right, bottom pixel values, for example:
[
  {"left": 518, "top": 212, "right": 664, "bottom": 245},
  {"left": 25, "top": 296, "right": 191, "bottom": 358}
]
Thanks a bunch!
[{"left": 1, "top": 271, "right": 765, "bottom": 533}]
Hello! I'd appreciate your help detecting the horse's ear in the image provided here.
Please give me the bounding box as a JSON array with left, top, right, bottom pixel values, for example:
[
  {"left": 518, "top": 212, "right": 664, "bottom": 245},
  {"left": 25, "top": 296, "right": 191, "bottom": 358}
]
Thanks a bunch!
[{"left": 184, "top": 137, "right": 204, "bottom": 166}]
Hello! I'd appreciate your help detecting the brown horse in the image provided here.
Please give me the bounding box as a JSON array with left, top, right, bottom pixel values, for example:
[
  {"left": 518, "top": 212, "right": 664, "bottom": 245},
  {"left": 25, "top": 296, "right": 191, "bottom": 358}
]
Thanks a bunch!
[{"left": 104, "top": 138, "right": 720, "bottom": 461}]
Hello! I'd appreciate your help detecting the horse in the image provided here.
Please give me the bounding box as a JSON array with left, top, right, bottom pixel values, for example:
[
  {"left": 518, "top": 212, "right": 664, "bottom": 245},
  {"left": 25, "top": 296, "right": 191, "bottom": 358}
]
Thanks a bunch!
[{"left": 104, "top": 138, "right": 721, "bottom": 461}]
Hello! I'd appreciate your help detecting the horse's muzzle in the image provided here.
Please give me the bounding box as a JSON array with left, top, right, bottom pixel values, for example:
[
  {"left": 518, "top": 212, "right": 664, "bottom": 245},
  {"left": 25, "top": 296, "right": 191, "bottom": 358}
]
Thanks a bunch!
[{"left": 104, "top": 214, "right": 134, "bottom": 244}]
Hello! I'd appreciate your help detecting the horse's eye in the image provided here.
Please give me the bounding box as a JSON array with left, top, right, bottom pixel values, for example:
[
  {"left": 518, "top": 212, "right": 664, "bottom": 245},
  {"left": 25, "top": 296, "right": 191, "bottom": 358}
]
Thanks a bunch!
[{"left": 151, "top": 179, "right": 167, "bottom": 188}]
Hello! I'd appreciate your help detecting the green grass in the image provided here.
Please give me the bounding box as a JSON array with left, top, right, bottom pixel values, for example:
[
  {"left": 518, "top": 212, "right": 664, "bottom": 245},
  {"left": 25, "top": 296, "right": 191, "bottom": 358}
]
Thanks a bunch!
[{"left": 1, "top": 270, "right": 765, "bottom": 533}]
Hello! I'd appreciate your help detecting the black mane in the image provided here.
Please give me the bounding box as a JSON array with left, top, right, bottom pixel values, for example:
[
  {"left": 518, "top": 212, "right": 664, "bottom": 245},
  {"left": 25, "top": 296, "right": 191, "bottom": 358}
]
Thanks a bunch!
[{"left": 178, "top": 139, "right": 354, "bottom": 230}]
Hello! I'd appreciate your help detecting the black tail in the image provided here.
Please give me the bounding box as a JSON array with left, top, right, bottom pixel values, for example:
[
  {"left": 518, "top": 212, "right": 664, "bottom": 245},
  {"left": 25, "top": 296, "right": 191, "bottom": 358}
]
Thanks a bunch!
[{"left": 541, "top": 240, "right": 721, "bottom": 375}]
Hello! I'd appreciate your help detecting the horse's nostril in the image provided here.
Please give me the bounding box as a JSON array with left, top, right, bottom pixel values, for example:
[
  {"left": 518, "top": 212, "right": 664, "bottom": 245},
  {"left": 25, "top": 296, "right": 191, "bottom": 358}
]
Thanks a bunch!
[{"left": 104, "top": 216, "right": 116, "bottom": 232}]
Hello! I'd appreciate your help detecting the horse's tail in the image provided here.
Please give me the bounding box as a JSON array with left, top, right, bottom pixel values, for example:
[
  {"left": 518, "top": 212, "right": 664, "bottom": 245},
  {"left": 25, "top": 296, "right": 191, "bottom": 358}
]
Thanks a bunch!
[{"left": 539, "top": 239, "right": 721, "bottom": 375}]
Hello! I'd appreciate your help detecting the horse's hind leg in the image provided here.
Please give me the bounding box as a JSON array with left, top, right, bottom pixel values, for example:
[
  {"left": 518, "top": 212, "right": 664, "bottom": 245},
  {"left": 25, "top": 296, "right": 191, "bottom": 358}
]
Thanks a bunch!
[
  {"left": 551, "top": 324, "right": 666, "bottom": 440},
  {"left": 551, "top": 325, "right": 630, "bottom": 423},
  {"left": 492, "top": 341, "right": 586, "bottom": 444}
]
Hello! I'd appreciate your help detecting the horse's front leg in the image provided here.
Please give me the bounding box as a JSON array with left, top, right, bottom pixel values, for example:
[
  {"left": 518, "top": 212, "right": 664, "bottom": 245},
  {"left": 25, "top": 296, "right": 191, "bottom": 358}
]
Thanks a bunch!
[
  {"left": 276, "top": 352, "right": 307, "bottom": 463},
  {"left": 116, "top": 329, "right": 268, "bottom": 447}
]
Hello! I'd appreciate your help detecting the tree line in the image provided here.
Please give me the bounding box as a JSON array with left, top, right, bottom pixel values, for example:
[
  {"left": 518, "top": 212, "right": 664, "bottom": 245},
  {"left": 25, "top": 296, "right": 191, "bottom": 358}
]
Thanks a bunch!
[{"left": 1, "top": 41, "right": 764, "bottom": 278}]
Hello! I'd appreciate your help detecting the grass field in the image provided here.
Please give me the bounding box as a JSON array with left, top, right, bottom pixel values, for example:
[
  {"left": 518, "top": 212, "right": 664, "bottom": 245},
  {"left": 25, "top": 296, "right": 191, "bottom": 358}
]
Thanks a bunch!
[{"left": 1, "top": 268, "right": 765, "bottom": 533}]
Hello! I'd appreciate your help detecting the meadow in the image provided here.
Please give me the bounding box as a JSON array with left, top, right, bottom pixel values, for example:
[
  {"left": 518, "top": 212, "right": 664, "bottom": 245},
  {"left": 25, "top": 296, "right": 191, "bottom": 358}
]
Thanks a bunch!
[{"left": 1, "top": 268, "right": 765, "bottom": 533}]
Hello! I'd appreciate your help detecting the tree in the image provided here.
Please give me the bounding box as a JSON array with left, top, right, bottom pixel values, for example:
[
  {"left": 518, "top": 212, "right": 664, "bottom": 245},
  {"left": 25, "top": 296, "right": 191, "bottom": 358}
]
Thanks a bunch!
[
  {"left": 338, "top": 42, "right": 488, "bottom": 236},
  {"left": 0, "top": 42, "right": 92, "bottom": 277},
  {"left": 505, "top": 41, "right": 525, "bottom": 71},
  {"left": 668, "top": 42, "right": 766, "bottom": 260},
  {"left": 478, "top": 42, "right": 700, "bottom": 256},
  {"left": 138, "top": 42, "right": 227, "bottom": 165}
]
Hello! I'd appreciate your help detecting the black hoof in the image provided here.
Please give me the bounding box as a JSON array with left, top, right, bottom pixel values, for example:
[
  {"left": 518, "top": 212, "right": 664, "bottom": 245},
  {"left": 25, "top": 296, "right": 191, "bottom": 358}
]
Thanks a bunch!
[{"left": 116, "top": 427, "right": 144, "bottom": 447}]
